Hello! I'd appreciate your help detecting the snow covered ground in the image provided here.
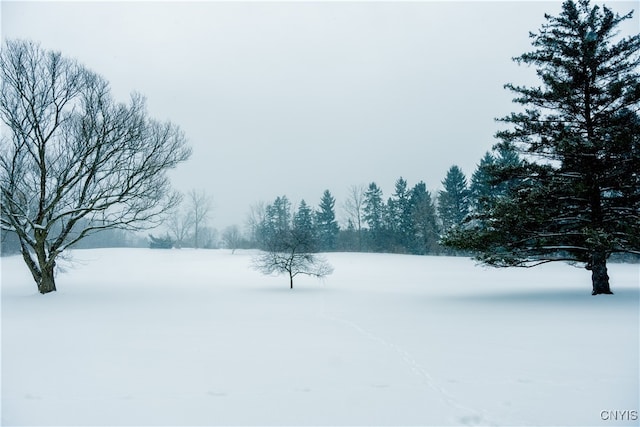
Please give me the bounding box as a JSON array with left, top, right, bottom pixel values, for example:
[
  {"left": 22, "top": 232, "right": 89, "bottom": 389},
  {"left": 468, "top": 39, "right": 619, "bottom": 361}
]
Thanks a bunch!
[{"left": 2, "top": 248, "right": 638, "bottom": 426}]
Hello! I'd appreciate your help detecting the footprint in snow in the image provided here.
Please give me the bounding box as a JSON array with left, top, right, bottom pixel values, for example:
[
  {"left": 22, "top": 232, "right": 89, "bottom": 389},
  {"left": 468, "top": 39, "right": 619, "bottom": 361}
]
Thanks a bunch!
[
  {"left": 24, "top": 393, "right": 42, "bottom": 400},
  {"left": 371, "top": 383, "right": 390, "bottom": 389},
  {"left": 459, "top": 414, "right": 484, "bottom": 426}
]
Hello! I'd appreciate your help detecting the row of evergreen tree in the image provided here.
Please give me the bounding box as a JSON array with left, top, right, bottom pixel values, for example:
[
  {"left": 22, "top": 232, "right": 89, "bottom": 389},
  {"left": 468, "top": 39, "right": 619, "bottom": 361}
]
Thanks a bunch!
[
  {"left": 247, "top": 148, "right": 521, "bottom": 255},
  {"left": 251, "top": 191, "right": 341, "bottom": 253}
]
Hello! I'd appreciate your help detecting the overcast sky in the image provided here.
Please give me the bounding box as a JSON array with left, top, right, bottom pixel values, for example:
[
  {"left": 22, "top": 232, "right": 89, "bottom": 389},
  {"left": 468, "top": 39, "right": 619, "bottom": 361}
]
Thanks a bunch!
[{"left": 2, "top": 1, "right": 638, "bottom": 230}]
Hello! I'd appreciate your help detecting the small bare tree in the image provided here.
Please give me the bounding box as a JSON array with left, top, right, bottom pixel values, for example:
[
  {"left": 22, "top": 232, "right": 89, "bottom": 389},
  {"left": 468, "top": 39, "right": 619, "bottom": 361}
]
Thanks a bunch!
[
  {"left": 252, "top": 228, "right": 333, "bottom": 289},
  {"left": 0, "top": 40, "right": 191, "bottom": 294},
  {"left": 165, "top": 198, "right": 194, "bottom": 248},
  {"left": 343, "top": 184, "right": 366, "bottom": 251},
  {"left": 222, "top": 225, "right": 242, "bottom": 253},
  {"left": 188, "top": 189, "right": 213, "bottom": 249},
  {"left": 245, "top": 201, "right": 266, "bottom": 245}
]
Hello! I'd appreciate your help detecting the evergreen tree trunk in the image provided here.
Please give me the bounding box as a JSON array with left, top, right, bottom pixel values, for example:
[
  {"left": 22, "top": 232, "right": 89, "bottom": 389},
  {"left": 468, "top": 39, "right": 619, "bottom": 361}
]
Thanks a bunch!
[{"left": 589, "top": 251, "right": 613, "bottom": 295}]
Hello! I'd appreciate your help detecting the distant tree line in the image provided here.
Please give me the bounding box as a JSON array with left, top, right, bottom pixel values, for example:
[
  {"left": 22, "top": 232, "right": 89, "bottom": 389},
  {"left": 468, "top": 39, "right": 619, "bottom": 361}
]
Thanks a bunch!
[
  {"left": 241, "top": 169, "right": 485, "bottom": 255},
  {"left": 0, "top": 187, "right": 216, "bottom": 254},
  {"left": 1, "top": 217, "right": 148, "bottom": 255}
]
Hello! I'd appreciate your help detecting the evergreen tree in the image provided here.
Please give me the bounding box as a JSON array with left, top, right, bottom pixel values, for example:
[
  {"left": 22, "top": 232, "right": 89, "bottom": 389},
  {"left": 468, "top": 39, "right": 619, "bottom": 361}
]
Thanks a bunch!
[
  {"left": 315, "top": 190, "right": 340, "bottom": 251},
  {"left": 363, "top": 182, "right": 386, "bottom": 251},
  {"left": 293, "top": 199, "right": 314, "bottom": 233},
  {"left": 444, "top": 0, "right": 640, "bottom": 295},
  {"left": 437, "top": 166, "right": 470, "bottom": 231},
  {"left": 469, "top": 152, "right": 496, "bottom": 213},
  {"left": 257, "top": 195, "right": 291, "bottom": 250},
  {"left": 268, "top": 196, "right": 291, "bottom": 232},
  {"left": 469, "top": 147, "right": 522, "bottom": 213},
  {"left": 409, "top": 182, "right": 440, "bottom": 254},
  {"left": 386, "top": 177, "right": 413, "bottom": 252},
  {"left": 293, "top": 199, "right": 317, "bottom": 252}
]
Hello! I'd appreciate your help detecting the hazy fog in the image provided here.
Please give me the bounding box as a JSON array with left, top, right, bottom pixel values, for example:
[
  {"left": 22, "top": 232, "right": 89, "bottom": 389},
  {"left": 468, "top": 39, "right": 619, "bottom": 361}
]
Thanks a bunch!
[{"left": 2, "top": 1, "right": 638, "bottom": 229}]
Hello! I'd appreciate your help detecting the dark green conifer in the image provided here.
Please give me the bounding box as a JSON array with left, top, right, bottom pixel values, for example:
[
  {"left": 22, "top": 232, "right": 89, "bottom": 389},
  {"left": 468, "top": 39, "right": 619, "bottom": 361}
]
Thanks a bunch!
[
  {"left": 409, "top": 182, "right": 440, "bottom": 254},
  {"left": 315, "top": 190, "right": 340, "bottom": 252},
  {"left": 363, "top": 182, "right": 386, "bottom": 251},
  {"left": 293, "top": 199, "right": 317, "bottom": 252},
  {"left": 437, "top": 166, "right": 470, "bottom": 231},
  {"left": 444, "top": 0, "right": 640, "bottom": 295}
]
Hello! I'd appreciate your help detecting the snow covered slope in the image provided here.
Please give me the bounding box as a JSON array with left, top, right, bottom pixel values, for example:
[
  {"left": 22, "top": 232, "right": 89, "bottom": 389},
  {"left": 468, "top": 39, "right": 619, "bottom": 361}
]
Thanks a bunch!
[{"left": 2, "top": 249, "right": 638, "bottom": 426}]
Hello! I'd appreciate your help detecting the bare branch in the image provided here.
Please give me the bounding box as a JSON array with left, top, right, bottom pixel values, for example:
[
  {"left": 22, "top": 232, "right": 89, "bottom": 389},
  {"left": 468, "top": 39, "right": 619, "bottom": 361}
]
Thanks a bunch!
[{"left": 0, "top": 39, "right": 191, "bottom": 293}]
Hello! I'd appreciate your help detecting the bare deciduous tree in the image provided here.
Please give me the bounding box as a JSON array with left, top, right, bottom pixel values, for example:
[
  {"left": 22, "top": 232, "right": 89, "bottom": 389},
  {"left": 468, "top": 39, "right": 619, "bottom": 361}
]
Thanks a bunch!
[
  {"left": 252, "top": 228, "right": 333, "bottom": 289},
  {"left": 222, "top": 225, "right": 242, "bottom": 253},
  {"left": 165, "top": 198, "right": 194, "bottom": 248},
  {"left": 343, "top": 184, "right": 366, "bottom": 251},
  {"left": 245, "top": 201, "right": 266, "bottom": 245},
  {"left": 0, "top": 40, "right": 191, "bottom": 294},
  {"left": 187, "top": 189, "right": 213, "bottom": 249}
]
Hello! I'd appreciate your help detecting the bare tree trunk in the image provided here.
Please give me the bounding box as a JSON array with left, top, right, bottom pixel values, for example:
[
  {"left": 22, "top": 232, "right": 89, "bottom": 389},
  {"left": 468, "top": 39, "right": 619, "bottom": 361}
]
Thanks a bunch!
[
  {"left": 34, "top": 235, "right": 57, "bottom": 294},
  {"left": 589, "top": 251, "right": 613, "bottom": 295},
  {"left": 289, "top": 272, "right": 294, "bottom": 289},
  {"left": 38, "top": 262, "right": 57, "bottom": 294}
]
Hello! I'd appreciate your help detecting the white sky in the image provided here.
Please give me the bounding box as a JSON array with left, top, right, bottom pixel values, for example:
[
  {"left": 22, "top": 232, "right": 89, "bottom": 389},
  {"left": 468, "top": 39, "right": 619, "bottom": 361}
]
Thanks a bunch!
[{"left": 2, "top": 1, "right": 638, "bottom": 230}]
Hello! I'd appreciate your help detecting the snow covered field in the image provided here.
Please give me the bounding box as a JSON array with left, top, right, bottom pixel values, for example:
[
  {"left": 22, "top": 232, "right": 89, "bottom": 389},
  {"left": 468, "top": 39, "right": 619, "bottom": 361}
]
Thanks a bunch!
[{"left": 2, "top": 248, "right": 638, "bottom": 426}]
